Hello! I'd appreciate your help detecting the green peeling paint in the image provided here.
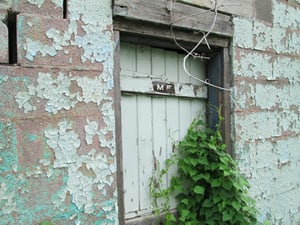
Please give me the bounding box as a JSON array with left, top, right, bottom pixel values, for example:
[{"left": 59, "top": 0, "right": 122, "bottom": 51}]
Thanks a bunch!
[
  {"left": 0, "top": 121, "right": 18, "bottom": 173},
  {"left": 26, "top": 133, "right": 37, "bottom": 142}
]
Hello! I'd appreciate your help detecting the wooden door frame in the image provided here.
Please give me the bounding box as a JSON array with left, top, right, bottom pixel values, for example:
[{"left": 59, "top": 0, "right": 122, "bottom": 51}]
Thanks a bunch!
[{"left": 113, "top": 14, "right": 232, "bottom": 225}]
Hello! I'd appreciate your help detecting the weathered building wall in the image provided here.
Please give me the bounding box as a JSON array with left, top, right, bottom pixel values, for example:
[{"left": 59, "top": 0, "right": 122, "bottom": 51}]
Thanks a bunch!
[
  {"left": 0, "top": 0, "right": 118, "bottom": 224},
  {"left": 182, "top": 0, "right": 300, "bottom": 224},
  {"left": 0, "top": 0, "right": 299, "bottom": 224},
  {"left": 232, "top": 0, "right": 300, "bottom": 224}
]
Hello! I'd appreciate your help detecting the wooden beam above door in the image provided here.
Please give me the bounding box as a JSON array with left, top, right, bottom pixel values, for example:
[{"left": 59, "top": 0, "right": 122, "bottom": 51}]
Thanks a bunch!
[{"left": 113, "top": 0, "right": 233, "bottom": 37}]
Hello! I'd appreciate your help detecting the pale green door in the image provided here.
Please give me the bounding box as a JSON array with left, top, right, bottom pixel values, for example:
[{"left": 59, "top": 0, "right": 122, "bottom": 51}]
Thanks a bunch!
[{"left": 120, "top": 42, "right": 207, "bottom": 219}]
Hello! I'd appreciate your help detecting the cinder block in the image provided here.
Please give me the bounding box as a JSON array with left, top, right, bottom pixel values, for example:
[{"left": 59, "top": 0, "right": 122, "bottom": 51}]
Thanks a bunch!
[
  {"left": 17, "top": 13, "right": 106, "bottom": 70},
  {"left": 0, "top": 19, "right": 8, "bottom": 64}
]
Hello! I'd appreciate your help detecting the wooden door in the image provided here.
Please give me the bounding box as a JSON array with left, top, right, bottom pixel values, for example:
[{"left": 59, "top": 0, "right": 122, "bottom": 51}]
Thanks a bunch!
[{"left": 120, "top": 42, "right": 207, "bottom": 219}]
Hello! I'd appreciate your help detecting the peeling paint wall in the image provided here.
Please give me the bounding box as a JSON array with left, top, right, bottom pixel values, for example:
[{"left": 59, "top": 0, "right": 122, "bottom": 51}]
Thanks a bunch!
[
  {"left": 232, "top": 0, "right": 300, "bottom": 224},
  {"left": 1, "top": 0, "right": 299, "bottom": 224},
  {"left": 0, "top": 0, "right": 118, "bottom": 224}
]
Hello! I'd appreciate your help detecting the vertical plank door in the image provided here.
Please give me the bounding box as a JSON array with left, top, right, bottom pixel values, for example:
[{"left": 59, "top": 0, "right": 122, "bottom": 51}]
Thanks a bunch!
[{"left": 120, "top": 42, "right": 207, "bottom": 219}]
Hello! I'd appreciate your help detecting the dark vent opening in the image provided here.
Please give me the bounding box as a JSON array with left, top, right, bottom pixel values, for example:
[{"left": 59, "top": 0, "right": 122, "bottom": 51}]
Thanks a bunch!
[
  {"left": 63, "top": 0, "right": 68, "bottom": 19},
  {"left": 7, "top": 12, "right": 17, "bottom": 64}
]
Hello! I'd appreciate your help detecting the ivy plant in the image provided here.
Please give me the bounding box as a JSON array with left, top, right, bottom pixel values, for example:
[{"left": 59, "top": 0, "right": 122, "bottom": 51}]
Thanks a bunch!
[{"left": 150, "top": 111, "right": 257, "bottom": 225}]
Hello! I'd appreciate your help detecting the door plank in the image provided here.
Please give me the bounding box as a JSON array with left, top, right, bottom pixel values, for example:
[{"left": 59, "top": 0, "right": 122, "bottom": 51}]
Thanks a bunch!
[
  {"left": 136, "top": 45, "right": 151, "bottom": 75},
  {"left": 137, "top": 95, "right": 154, "bottom": 211},
  {"left": 120, "top": 42, "right": 136, "bottom": 71},
  {"left": 122, "top": 95, "right": 140, "bottom": 214}
]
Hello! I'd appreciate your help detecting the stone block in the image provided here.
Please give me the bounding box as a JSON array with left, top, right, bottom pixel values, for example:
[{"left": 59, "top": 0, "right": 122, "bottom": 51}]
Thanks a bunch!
[
  {"left": 0, "top": 19, "right": 8, "bottom": 63},
  {"left": 232, "top": 17, "right": 253, "bottom": 49},
  {"left": 0, "top": 0, "right": 63, "bottom": 18},
  {"left": 0, "top": 66, "right": 114, "bottom": 119},
  {"left": 233, "top": 49, "right": 273, "bottom": 79},
  {"left": 13, "top": 114, "right": 117, "bottom": 218},
  {"left": 17, "top": 13, "right": 110, "bottom": 70}
]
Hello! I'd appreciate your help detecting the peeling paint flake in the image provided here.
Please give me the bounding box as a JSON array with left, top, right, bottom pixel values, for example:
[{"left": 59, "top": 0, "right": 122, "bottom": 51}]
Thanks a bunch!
[
  {"left": 51, "top": 0, "right": 63, "bottom": 8},
  {"left": 27, "top": 0, "right": 45, "bottom": 8},
  {"left": 45, "top": 120, "right": 116, "bottom": 216},
  {"left": 15, "top": 72, "right": 114, "bottom": 114},
  {"left": 44, "top": 120, "right": 80, "bottom": 168},
  {"left": 75, "top": 76, "right": 109, "bottom": 105},
  {"left": 84, "top": 120, "right": 99, "bottom": 145},
  {"left": 24, "top": 38, "right": 57, "bottom": 61},
  {"left": 0, "top": 183, "right": 17, "bottom": 214}
]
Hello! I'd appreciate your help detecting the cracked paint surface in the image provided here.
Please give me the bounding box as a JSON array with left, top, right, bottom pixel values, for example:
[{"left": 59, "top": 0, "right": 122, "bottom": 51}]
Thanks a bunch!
[
  {"left": 19, "top": 0, "right": 114, "bottom": 67},
  {"left": 27, "top": 0, "right": 63, "bottom": 8},
  {"left": 15, "top": 72, "right": 112, "bottom": 114},
  {"left": 0, "top": 0, "right": 118, "bottom": 224},
  {"left": 232, "top": 0, "right": 300, "bottom": 224},
  {"left": 44, "top": 120, "right": 117, "bottom": 219}
]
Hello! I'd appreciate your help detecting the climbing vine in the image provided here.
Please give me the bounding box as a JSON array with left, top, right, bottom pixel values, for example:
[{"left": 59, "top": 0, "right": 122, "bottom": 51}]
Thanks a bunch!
[{"left": 149, "top": 110, "right": 257, "bottom": 225}]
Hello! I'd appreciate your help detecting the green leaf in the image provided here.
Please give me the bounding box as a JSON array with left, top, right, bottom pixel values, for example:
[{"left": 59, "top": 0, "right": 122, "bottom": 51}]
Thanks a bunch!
[
  {"left": 193, "top": 186, "right": 205, "bottom": 195},
  {"left": 191, "top": 173, "right": 210, "bottom": 182},
  {"left": 211, "top": 179, "right": 222, "bottom": 187},
  {"left": 165, "top": 213, "right": 177, "bottom": 222},
  {"left": 189, "top": 169, "right": 198, "bottom": 177},
  {"left": 180, "top": 198, "right": 189, "bottom": 206},
  {"left": 223, "top": 181, "right": 232, "bottom": 190},
  {"left": 180, "top": 209, "right": 190, "bottom": 220},
  {"left": 208, "top": 143, "right": 217, "bottom": 151},
  {"left": 202, "top": 199, "right": 213, "bottom": 208},
  {"left": 198, "top": 156, "right": 209, "bottom": 165},
  {"left": 222, "top": 210, "right": 234, "bottom": 221},
  {"left": 232, "top": 201, "right": 241, "bottom": 211}
]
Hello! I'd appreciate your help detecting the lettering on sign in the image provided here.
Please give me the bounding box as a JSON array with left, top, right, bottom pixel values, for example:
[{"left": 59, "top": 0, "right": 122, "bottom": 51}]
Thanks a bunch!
[{"left": 152, "top": 81, "right": 175, "bottom": 94}]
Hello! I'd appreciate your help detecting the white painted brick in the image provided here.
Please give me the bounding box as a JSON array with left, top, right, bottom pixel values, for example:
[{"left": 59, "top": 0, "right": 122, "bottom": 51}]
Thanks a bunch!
[
  {"left": 253, "top": 21, "right": 273, "bottom": 51},
  {"left": 256, "top": 187, "right": 300, "bottom": 224},
  {"left": 233, "top": 17, "right": 253, "bottom": 48},
  {"left": 232, "top": 82, "right": 255, "bottom": 109},
  {"left": 234, "top": 50, "right": 273, "bottom": 79},
  {"left": 273, "top": 0, "right": 300, "bottom": 29},
  {"left": 236, "top": 136, "right": 300, "bottom": 224},
  {"left": 286, "top": 31, "right": 300, "bottom": 55},
  {"left": 255, "top": 84, "right": 300, "bottom": 110},
  {"left": 235, "top": 111, "right": 299, "bottom": 141},
  {"left": 273, "top": 56, "right": 300, "bottom": 83},
  {"left": 272, "top": 27, "right": 289, "bottom": 54},
  {"left": 235, "top": 112, "right": 281, "bottom": 140},
  {"left": 276, "top": 136, "right": 300, "bottom": 165}
]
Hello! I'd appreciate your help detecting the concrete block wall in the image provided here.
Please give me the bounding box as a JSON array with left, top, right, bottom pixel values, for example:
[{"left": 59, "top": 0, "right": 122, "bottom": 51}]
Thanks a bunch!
[
  {"left": 0, "top": 0, "right": 118, "bottom": 224},
  {"left": 232, "top": 0, "right": 300, "bottom": 224}
]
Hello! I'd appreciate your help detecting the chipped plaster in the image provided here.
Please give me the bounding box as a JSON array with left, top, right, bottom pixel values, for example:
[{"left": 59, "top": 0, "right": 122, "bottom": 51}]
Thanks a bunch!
[
  {"left": 232, "top": 1, "right": 300, "bottom": 224},
  {"left": 0, "top": 183, "right": 17, "bottom": 215},
  {"left": 44, "top": 120, "right": 117, "bottom": 219},
  {"left": 1, "top": 0, "right": 118, "bottom": 224},
  {"left": 27, "top": 0, "right": 63, "bottom": 8},
  {"left": 15, "top": 72, "right": 113, "bottom": 114},
  {"left": 23, "top": 0, "right": 113, "bottom": 64}
]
